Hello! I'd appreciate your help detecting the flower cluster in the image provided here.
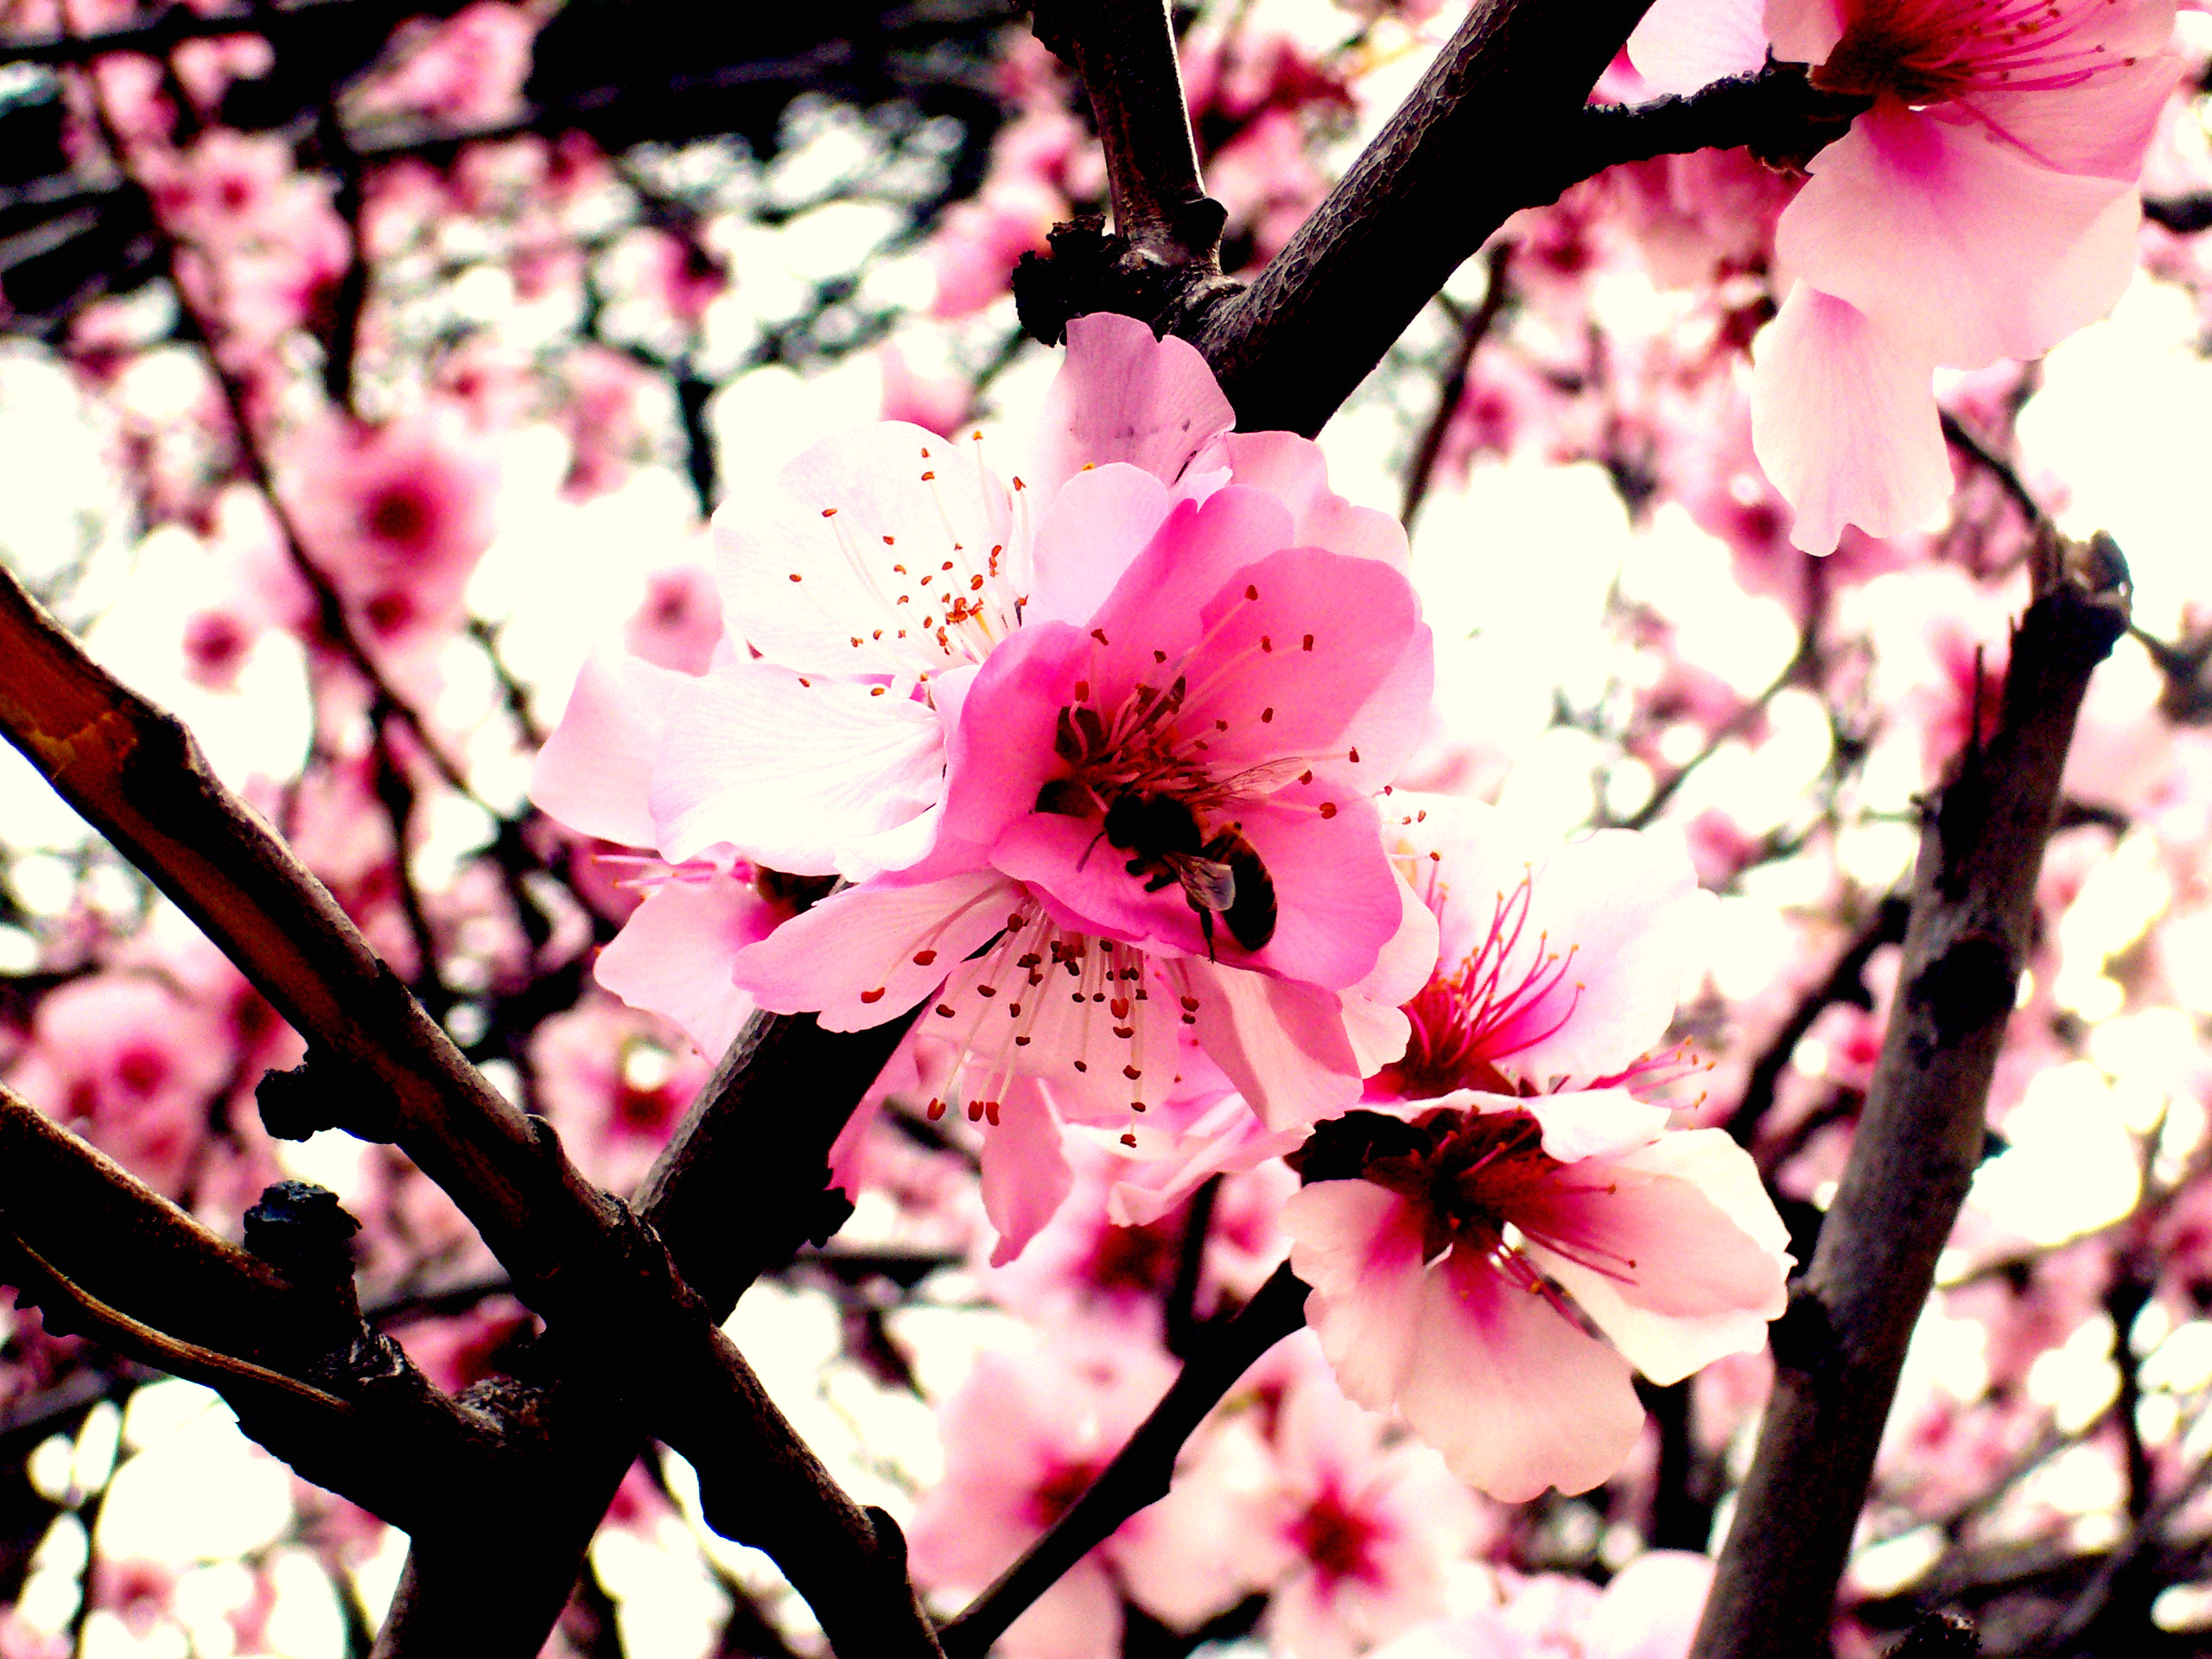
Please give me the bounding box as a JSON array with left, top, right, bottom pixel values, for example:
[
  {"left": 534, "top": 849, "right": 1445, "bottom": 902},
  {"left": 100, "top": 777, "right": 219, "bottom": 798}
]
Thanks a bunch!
[
  {"left": 532, "top": 315, "right": 1792, "bottom": 1510},
  {"left": 1630, "top": 0, "right": 2183, "bottom": 551}
]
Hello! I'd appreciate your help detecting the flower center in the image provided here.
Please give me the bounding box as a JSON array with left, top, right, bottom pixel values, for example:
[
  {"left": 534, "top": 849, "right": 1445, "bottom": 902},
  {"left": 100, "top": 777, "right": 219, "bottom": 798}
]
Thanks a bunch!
[
  {"left": 1294, "top": 1487, "right": 1384, "bottom": 1590},
  {"left": 1359, "top": 1109, "right": 1640, "bottom": 1299},
  {"left": 1374, "top": 865, "right": 1580, "bottom": 1099},
  {"left": 1811, "top": 0, "right": 2140, "bottom": 102},
  {"left": 805, "top": 430, "right": 1030, "bottom": 679}
]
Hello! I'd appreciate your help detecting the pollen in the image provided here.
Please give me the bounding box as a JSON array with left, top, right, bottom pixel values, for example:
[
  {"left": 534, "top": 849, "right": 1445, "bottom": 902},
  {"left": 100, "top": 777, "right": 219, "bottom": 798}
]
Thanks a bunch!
[
  {"left": 821, "top": 507, "right": 838, "bottom": 518},
  {"left": 1319, "top": 802, "right": 1338, "bottom": 819},
  {"left": 861, "top": 988, "right": 887, "bottom": 1003},
  {"left": 1245, "top": 584, "right": 1259, "bottom": 601},
  {"left": 913, "top": 950, "right": 938, "bottom": 965},
  {"left": 1302, "top": 634, "right": 1313, "bottom": 651},
  {"left": 1261, "top": 708, "right": 1274, "bottom": 722}
]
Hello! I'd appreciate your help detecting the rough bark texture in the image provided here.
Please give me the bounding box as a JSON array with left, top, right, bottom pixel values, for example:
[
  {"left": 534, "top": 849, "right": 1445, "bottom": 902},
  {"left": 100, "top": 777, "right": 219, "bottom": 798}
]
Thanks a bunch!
[{"left": 1690, "top": 538, "right": 2132, "bottom": 1659}]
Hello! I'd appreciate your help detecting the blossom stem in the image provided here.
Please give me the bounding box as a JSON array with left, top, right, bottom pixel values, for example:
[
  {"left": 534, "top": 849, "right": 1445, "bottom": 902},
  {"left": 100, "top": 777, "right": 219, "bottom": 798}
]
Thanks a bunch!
[{"left": 937, "top": 1259, "right": 1312, "bottom": 1659}]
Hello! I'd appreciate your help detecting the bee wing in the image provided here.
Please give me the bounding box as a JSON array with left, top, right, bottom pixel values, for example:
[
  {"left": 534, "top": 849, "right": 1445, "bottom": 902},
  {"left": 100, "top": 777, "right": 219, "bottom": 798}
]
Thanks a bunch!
[{"left": 1175, "top": 855, "right": 1238, "bottom": 914}]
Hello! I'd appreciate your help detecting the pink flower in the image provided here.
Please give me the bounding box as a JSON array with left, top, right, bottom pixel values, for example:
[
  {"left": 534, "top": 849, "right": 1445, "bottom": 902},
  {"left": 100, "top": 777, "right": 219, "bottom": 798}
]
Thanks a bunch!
[
  {"left": 1630, "top": 0, "right": 2182, "bottom": 551},
  {"left": 907, "top": 1330, "right": 1239, "bottom": 1659},
  {"left": 659, "top": 314, "right": 1431, "bottom": 1131},
  {"left": 1284, "top": 1094, "right": 1790, "bottom": 1501},
  {"left": 530, "top": 994, "right": 708, "bottom": 1195},
  {"left": 280, "top": 408, "right": 500, "bottom": 657},
  {"left": 9, "top": 972, "right": 234, "bottom": 1198},
  {"left": 1229, "top": 1350, "right": 1488, "bottom": 1659},
  {"left": 1370, "top": 798, "right": 1715, "bottom": 1100},
  {"left": 353, "top": 2, "right": 538, "bottom": 129},
  {"left": 530, "top": 650, "right": 782, "bottom": 1060}
]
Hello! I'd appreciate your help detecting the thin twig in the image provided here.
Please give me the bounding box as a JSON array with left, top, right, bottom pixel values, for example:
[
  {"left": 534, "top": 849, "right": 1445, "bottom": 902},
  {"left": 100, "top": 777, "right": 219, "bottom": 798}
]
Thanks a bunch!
[
  {"left": 1400, "top": 240, "right": 1512, "bottom": 527},
  {"left": 1941, "top": 410, "right": 2051, "bottom": 536},
  {"left": 938, "top": 1262, "right": 1310, "bottom": 1659}
]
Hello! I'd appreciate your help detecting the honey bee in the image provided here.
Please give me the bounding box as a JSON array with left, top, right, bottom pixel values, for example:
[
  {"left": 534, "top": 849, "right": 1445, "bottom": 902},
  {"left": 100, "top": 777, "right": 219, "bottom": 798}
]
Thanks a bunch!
[{"left": 1097, "top": 791, "right": 1277, "bottom": 958}]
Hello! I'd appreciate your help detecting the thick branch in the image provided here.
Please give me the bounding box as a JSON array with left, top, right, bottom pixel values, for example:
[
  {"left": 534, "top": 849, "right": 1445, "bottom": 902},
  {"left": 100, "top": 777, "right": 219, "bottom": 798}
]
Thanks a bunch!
[
  {"left": 936, "top": 1262, "right": 1311, "bottom": 1659},
  {"left": 1691, "top": 537, "right": 2131, "bottom": 1659},
  {"left": 0, "top": 568, "right": 938, "bottom": 1658},
  {"left": 0, "top": 1084, "right": 505, "bottom": 1531},
  {"left": 1188, "top": 43, "right": 1864, "bottom": 433}
]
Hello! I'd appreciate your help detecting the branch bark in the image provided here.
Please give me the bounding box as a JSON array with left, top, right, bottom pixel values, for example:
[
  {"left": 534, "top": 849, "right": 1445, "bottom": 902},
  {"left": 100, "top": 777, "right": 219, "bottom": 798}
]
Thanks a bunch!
[
  {"left": 0, "top": 564, "right": 939, "bottom": 1659},
  {"left": 1189, "top": 48, "right": 1862, "bottom": 433},
  {"left": 936, "top": 1261, "right": 1312, "bottom": 1659},
  {"left": 1690, "top": 535, "right": 2132, "bottom": 1659}
]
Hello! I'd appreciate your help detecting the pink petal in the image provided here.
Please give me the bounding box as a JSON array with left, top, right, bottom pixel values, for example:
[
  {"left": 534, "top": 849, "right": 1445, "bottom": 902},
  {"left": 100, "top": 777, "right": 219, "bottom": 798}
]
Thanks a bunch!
[
  {"left": 1081, "top": 487, "right": 1298, "bottom": 685},
  {"left": 1497, "top": 827, "right": 1711, "bottom": 1085},
  {"left": 1518, "top": 1129, "right": 1790, "bottom": 1385},
  {"left": 1520, "top": 1088, "right": 1674, "bottom": 1164},
  {"left": 941, "top": 621, "right": 1093, "bottom": 850},
  {"left": 1023, "top": 462, "right": 1175, "bottom": 629},
  {"left": 1393, "top": 1248, "right": 1645, "bottom": 1500},
  {"left": 530, "top": 651, "right": 690, "bottom": 849},
  {"left": 714, "top": 420, "right": 1011, "bottom": 677},
  {"left": 592, "top": 871, "right": 777, "bottom": 1059},
  {"left": 728, "top": 869, "right": 1020, "bottom": 1029},
  {"left": 1288, "top": 1183, "right": 1647, "bottom": 1501},
  {"left": 1627, "top": 0, "right": 1772, "bottom": 95},
  {"left": 982, "top": 1079, "right": 1075, "bottom": 1266},
  {"left": 1186, "top": 961, "right": 1364, "bottom": 1129},
  {"left": 648, "top": 658, "right": 948, "bottom": 876},
  {"left": 1223, "top": 432, "right": 1410, "bottom": 569},
  {"left": 1964, "top": 51, "right": 2182, "bottom": 181},
  {"left": 1750, "top": 283, "right": 1948, "bottom": 554},
  {"left": 1763, "top": 0, "right": 1846, "bottom": 63},
  {"left": 1779, "top": 101, "right": 2139, "bottom": 369},
  {"left": 1035, "top": 313, "right": 1236, "bottom": 499},
  {"left": 1168, "top": 544, "right": 1433, "bottom": 788},
  {"left": 1283, "top": 1181, "right": 1426, "bottom": 1408},
  {"left": 1236, "top": 795, "right": 1408, "bottom": 988}
]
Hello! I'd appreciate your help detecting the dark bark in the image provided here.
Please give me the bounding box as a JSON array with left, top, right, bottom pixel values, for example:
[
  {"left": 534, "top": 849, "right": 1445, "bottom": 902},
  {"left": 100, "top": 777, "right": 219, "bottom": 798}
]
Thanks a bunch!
[
  {"left": 1690, "top": 536, "right": 2132, "bottom": 1659},
  {"left": 937, "top": 1262, "right": 1312, "bottom": 1659}
]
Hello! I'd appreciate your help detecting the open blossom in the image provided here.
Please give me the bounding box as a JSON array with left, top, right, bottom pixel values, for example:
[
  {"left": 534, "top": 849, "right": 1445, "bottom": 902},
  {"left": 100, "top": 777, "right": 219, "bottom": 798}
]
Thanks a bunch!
[
  {"left": 1285, "top": 1093, "right": 1791, "bottom": 1500},
  {"left": 1630, "top": 0, "right": 2181, "bottom": 552},
  {"left": 280, "top": 407, "right": 500, "bottom": 658},
  {"left": 907, "top": 1328, "right": 1244, "bottom": 1659},
  {"left": 623, "top": 314, "right": 1434, "bottom": 1135},
  {"left": 1283, "top": 801, "right": 1788, "bottom": 1500},
  {"left": 1224, "top": 1346, "right": 1488, "bottom": 1659},
  {"left": 1371, "top": 797, "right": 1715, "bottom": 1099}
]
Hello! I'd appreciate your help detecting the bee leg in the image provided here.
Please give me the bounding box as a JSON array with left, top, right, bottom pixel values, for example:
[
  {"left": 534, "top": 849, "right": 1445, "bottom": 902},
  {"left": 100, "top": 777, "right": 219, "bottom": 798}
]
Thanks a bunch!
[
  {"left": 1142, "top": 868, "right": 1178, "bottom": 893},
  {"left": 1198, "top": 905, "right": 1217, "bottom": 963}
]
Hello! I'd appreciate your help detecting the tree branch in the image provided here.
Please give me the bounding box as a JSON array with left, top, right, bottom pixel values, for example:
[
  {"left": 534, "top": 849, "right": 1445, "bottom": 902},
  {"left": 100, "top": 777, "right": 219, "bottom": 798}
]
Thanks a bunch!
[
  {"left": 1690, "top": 534, "right": 2132, "bottom": 1659},
  {"left": 936, "top": 1261, "right": 1311, "bottom": 1659},
  {"left": 1187, "top": 48, "right": 1859, "bottom": 434},
  {"left": 0, "top": 566, "right": 939, "bottom": 1658},
  {"left": 1400, "top": 240, "right": 1513, "bottom": 527},
  {"left": 1031, "top": 0, "right": 1219, "bottom": 268},
  {"left": 0, "top": 1084, "right": 507, "bottom": 1533}
]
